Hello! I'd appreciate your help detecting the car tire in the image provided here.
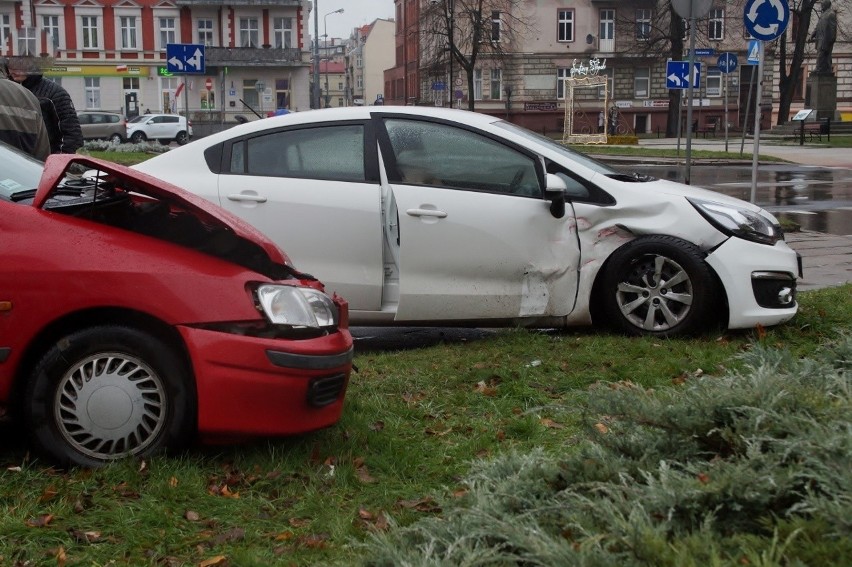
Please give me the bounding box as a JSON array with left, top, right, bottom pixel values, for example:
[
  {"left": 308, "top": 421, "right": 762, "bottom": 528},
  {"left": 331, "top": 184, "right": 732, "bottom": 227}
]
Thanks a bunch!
[
  {"left": 130, "top": 131, "right": 146, "bottom": 144},
  {"left": 600, "top": 235, "right": 720, "bottom": 337},
  {"left": 109, "top": 133, "right": 123, "bottom": 144},
  {"left": 24, "top": 326, "right": 196, "bottom": 467},
  {"left": 175, "top": 131, "right": 189, "bottom": 145}
]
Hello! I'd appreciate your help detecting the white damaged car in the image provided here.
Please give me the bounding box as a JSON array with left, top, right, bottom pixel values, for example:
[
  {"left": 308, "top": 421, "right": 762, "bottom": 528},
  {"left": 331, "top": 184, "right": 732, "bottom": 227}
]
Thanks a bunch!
[{"left": 133, "top": 106, "right": 800, "bottom": 337}]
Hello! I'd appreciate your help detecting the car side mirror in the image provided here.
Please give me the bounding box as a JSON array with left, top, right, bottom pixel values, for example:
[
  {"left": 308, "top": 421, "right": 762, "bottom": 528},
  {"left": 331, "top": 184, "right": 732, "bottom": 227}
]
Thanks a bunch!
[{"left": 544, "top": 173, "right": 567, "bottom": 219}]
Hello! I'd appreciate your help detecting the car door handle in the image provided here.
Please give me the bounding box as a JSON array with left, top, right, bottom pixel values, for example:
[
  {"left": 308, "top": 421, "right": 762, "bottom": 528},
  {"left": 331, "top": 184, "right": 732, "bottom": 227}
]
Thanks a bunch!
[
  {"left": 406, "top": 208, "right": 447, "bottom": 218},
  {"left": 227, "top": 193, "right": 268, "bottom": 203}
]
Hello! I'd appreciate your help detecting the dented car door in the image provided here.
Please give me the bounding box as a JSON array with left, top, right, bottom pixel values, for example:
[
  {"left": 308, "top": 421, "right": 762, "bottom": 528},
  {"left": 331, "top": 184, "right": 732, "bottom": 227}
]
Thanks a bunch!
[{"left": 375, "top": 115, "right": 580, "bottom": 323}]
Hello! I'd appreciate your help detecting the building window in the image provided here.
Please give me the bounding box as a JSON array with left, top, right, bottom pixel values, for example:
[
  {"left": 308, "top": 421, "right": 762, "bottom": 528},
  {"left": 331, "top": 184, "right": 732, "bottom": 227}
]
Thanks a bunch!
[
  {"left": 85, "top": 77, "right": 101, "bottom": 109},
  {"left": 490, "top": 11, "right": 501, "bottom": 42},
  {"left": 356, "top": 53, "right": 363, "bottom": 68},
  {"left": 709, "top": 9, "right": 724, "bottom": 41},
  {"left": 273, "top": 17, "right": 293, "bottom": 49},
  {"left": 160, "top": 18, "right": 176, "bottom": 47},
  {"left": 81, "top": 16, "right": 99, "bottom": 49},
  {"left": 197, "top": 19, "right": 214, "bottom": 46},
  {"left": 490, "top": 69, "right": 502, "bottom": 100},
  {"left": 705, "top": 67, "right": 722, "bottom": 97},
  {"left": 634, "top": 67, "right": 650, "bottom": 98},
  {"left": 240, "top": 18, "right": 259, "bottom": 48},
  {"left": 473, "top": 69, "right": 482, "bottom": 100},
  {"left": 598, "top": 10, "right": 615, "bottom": 53},
  {"left": 636, "top": 9, "right": 651, "bottom": 40},
  {"left": 356, "top": 74, "right": 363, "bottom": 89},
  {"left": 558, "top": 9, "right": 574, "bottom": 42},
  {"left": 120, "top": 16, "right": 137, "bottom": 49},
  {"left": 0, "top": 14, "right": 11, "bottom": 51},
  {"left": 243, "top": 79, "right": 259, "bottom": 108},
  {"left": 557, "top": 67, "right": 570, "bottom": 100},
  {"left": 18, "top": 27, "right": 37, "bottom": 56},
  {"left": 42, "top": 15, "right": 61, "bottom": 49},
  {"left": 123, "top": 77, "right": 140, "bottom": 90}
]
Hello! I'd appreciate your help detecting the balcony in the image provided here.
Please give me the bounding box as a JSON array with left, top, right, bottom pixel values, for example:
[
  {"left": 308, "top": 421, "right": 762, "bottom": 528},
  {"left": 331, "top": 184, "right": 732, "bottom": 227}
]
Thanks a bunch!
[
  {"left": 175, "top": 0, "right": 301, "bottom": 6},
  {"left": 205, "top": 46, "right": 306, "bottom": 67}
]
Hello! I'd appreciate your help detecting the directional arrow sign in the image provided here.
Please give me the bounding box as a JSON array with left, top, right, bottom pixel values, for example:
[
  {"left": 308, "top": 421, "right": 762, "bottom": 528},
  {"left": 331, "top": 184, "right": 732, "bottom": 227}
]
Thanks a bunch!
[
  {"left": 666, "top": 61, "right": 701, "bottom": 89},
  {"left": 166, "top": 43, "right": 206, "bottom": 75},
  {"left": 743, "top": 0, "right": 790, "bottom": 42}
]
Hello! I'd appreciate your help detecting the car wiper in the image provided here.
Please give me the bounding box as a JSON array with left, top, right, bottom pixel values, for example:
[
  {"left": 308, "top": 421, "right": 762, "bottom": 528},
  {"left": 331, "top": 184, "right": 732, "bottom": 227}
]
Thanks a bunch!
[
  {"left": 606, "top": 172, "right": 656, "bottom": 183},
  {"left": 10, "top": 189, "right": 37, "bottom": 202}
]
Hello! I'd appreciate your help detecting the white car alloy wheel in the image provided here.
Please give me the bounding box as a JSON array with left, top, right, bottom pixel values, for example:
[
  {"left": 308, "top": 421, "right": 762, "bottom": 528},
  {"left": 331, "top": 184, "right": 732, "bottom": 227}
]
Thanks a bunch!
[{"left": 54, "top": 352, "right": 167, "bottom": 460}]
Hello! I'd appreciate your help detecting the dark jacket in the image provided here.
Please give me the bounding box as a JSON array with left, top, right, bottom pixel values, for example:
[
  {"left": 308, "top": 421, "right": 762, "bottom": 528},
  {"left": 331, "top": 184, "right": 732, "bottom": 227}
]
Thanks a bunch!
[
  {"left": 0, "top": 78, "right": 50, "bottom": 159},
  {"left": 21, "top": 74, "right": 83, "bottom": 154}
]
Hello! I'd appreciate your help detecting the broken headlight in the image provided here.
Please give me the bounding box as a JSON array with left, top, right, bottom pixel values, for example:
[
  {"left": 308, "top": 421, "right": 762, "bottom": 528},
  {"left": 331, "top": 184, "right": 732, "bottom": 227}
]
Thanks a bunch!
[
  {"left": 255, "top": 285, "right": 338, "bottom": 328},
  {"left": 688, "top": 198, "right": 783, "bottom": 246}
]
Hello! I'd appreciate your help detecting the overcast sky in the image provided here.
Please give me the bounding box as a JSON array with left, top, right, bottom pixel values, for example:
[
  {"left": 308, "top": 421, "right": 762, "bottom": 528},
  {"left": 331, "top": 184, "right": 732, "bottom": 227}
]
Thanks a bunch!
[{"left": 315, "top": 0, "right": 396, "bottom": 40}]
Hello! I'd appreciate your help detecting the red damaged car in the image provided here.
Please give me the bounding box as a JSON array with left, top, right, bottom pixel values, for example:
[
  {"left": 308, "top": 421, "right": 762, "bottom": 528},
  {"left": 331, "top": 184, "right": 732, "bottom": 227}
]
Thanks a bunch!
[{"left": 0, "top": 143, "right": 353, "bottom": 467}]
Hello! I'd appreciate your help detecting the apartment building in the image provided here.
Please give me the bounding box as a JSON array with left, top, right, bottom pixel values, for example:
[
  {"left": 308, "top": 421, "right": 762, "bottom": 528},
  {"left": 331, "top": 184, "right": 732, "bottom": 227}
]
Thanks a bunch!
[
  {"left": 386, "top": 0, "right": 850, "bottom": 134},
  {"left": 0, "top": 0, "right": 312, "bottom": 119}
]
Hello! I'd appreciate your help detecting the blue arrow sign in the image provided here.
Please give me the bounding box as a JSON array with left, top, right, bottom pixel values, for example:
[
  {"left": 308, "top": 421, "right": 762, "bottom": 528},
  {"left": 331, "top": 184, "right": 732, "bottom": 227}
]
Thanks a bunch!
[
  {"left": 743, "top": 0, "right": 790, "bottom": 42},
  {"left": 166, "top": 43, "right": 206, "bottom": 74},
  {"left": 666, "top": 61, "right": 701, "bottom": 89},
  {"left": 717, "top": 52, "right": 738, "bottom": 73}
]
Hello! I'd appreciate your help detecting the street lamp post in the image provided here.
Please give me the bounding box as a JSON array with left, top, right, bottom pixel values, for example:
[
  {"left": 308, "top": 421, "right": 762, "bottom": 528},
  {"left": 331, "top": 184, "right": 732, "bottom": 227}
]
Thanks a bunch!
[
  {"left": 312, "top": 1, "right": 320, "bottom": 109},
  {"left": 323, "top": 8, "right": 344, "bottom": 108},
  {"left": 446, "top": 0, "right": 455, "bottom": 106}
]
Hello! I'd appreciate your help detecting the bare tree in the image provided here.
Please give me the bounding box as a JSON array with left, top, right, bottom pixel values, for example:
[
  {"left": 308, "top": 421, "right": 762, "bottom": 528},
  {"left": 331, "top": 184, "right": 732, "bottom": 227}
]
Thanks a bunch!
[{"left": 420, "top": 0, "right": 531, "bottom": 111}]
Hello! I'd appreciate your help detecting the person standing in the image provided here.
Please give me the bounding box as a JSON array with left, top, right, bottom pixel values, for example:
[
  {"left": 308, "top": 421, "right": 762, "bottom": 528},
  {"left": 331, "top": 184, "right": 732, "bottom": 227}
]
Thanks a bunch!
[
  {"left": 7, "top": 56, "right": 83, "bottom": 154},
  {"left": 0, "top": 72, "right": 50, "bottom": 160}
]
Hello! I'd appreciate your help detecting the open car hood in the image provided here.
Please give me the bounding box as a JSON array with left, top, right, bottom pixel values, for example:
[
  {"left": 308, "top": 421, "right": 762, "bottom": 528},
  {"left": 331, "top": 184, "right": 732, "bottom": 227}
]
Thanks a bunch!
[{"left": 36, "top": 154, "right": 290, "bottom": 265}]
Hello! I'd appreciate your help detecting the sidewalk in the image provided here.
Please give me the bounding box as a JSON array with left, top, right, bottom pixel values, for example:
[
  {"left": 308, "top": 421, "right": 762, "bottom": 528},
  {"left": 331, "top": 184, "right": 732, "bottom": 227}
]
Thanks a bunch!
[
  {"left": 637, "top": 137, "right": 852, "bottom": 168},
  {"left": 635, "top": 138, "right": 852, "bottom": 291}
]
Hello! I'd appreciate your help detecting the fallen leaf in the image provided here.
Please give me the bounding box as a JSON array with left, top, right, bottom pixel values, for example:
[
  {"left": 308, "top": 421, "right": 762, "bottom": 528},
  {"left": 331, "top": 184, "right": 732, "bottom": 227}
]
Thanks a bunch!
[
  {"left": 25, "top": 514, "right": 54, "bottom": 528},
  {"left": 424, "top": 427, "right": 453, "bottom": 436},
  {"left": 68, "top": 529, "right": 101, "bottom": 543},
  {"left": 288, "top": 517, "right": 310, "bottom": 528},
  {"left": 540, "top": 418, "right": 563, "bottom": 429},
  {"left": 274, "top": 530, "right": 294, "bottom": 541},
  {"left": 475, "top": 380, "right": 497, "bottom": 396},
  {"left": 358, "top": 508, "right": 374, "bottom": 520},
  {"left": 198, "top": 556, "right": 227, "bottom": 567},
  {"left": 594, "top": 423, "right": 609, "bottom": 434},
  {"left": 397, "top": 497, "right": 441, "bottom": 512},
  {"left": 6, "top": 466, "right": 22, "bottom": 472},
  {"left": 496, "top": 430, "right": 506, "bottom": 441},
  {"left": 185, "top": 510, "right": 201, "bottom": 522},
  {"left": 369, "top": 421, "right": 385, "bottom": 432},
  {"left": 672, "top": 372, "right": 688, "bottom": 385},
  {"left": 56, "top": 546, "right": 67, "bottom": 567},
  {"left": 169, "top": 476, "right": 179, "bottom": 488},
  {"left": 299, "top": 533, "right": 329, "bottom": 549},
  {"left": 755, "top": 323, "right": 766, "bottom": 340},
  {"left": 138, "top": 460, "right": 147, "bottom": 473},
  {"left": 39, "top": 487, "right": 58, "bottom": 503},
  {"left": 697, "top": 473, "right": 710, "bottom": 484},
  {"left": 356, "top": 464, "right": 377, "bottom": 484}
]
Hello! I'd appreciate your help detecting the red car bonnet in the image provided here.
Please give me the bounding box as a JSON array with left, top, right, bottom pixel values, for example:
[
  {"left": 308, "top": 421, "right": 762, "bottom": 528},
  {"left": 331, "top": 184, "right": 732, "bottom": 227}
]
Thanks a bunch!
[{"left": 35, "top": 154, "right": 291, "bottom": 267}]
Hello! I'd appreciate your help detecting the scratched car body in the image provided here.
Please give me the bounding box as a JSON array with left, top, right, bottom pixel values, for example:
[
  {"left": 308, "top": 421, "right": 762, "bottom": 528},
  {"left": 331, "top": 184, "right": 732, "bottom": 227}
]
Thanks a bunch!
[
  {"left": 0, "top": 145, "right": 353, "bottom": 467},
  {"left": 134, "top": 106, "right": 800, "bottom": 337}
]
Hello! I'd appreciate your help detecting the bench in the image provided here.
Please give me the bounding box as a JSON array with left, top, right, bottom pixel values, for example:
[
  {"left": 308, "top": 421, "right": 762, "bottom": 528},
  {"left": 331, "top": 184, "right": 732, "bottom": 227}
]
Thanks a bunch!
[
  {"left": 691, "top": 120, "right": 718, "bottom": 138},
  {"left": 802, "top": 122, "right": 823, "bottom": 141}
]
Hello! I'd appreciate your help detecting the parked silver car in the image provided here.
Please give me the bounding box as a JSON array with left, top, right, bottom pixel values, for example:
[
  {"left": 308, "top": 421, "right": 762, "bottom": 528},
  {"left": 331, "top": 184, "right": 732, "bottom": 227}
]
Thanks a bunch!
[{"left": 77, "top": 111, "right": 126, "bottom": 143}]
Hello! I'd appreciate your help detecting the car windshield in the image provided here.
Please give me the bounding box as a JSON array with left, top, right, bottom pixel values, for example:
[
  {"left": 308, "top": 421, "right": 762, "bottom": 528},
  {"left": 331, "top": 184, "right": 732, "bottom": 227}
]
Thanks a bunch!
[
  {"left": 493, "top": 121, "right": 618, "bottom": 175},
  {"left": 0, "top": 142, "right": 46, "bottom": 201}
]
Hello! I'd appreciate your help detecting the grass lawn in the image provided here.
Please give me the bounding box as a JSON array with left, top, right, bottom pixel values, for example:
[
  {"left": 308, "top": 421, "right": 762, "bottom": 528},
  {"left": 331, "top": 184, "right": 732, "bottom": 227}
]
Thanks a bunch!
[{"left": 1, "top": 285, "right": 850, "bottom": 566}]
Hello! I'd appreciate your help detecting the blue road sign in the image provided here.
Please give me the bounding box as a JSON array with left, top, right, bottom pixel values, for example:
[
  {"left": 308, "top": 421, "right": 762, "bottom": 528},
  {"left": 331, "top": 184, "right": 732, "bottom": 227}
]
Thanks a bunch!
[
  {"left": 166, "top": 43, "right": 206, "bottom": 74},
  {"left": 717, "top": 52, "right": 738, "bottom": 73},
  {"left": 432, "top": 81, "right": 446, "bottom": 91},
  {"left": 666, "top": 61, "right": 701, "bottom": 89},
  {"left": 747, "top": 40, "right": 761, "bottom": 64},
  {"left": 688, "top": 48, "right": 716, "bottom": 57},
  {"left": 743, "top": 0, "right": 790, "bottom": 42}
]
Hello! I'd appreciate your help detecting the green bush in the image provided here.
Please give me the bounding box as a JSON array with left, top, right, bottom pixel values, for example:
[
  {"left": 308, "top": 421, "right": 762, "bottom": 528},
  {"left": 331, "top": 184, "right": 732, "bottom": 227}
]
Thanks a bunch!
[{"left": 360, "top": 334, "right": 852, "bottom": 566}]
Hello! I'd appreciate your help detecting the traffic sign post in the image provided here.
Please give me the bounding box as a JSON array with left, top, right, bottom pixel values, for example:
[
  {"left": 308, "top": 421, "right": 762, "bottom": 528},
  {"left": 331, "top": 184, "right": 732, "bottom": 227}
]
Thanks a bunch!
[
  {"left": 742, "top": 0, "right": 790, "bottom": 203},
  {"left": 666, "top": 61, "right": 701, "bottom": 89},
  {"left": 717, "top": 53, "right": 738, "bottom": 152},
  {"left": 166, "top": 43, "right": 206, "bottom": 74}
]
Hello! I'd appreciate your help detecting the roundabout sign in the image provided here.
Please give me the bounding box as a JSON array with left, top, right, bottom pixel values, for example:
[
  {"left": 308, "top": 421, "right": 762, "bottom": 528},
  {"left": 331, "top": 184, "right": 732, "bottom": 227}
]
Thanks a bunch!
[{"left": 743, "top": 0, "right": 790, "bottom": 41}]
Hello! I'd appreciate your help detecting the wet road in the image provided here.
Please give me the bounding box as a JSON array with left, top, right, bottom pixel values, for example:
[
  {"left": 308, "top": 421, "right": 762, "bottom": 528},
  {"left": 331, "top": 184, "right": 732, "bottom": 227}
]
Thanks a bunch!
[{"left": 616, "top": 162, "right": 852, "bottom": 236}]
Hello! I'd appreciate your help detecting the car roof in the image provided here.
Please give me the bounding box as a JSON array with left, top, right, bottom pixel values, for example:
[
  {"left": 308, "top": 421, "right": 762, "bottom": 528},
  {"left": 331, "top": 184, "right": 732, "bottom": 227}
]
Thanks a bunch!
[{"left": 198, "top": 106, "right": 503, "bottom": 146}]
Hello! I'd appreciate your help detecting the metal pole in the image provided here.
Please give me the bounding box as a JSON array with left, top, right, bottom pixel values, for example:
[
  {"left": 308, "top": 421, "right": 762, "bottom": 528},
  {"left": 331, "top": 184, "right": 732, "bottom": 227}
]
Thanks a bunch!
[
  {"left": 684, "top": 6, "right": 697, "bottom": 185},
  {"left": 749, "top": 41, "right": 764, "bottom": 204},
  {"left": 740, "top": 66, "right": 755, "bottom": 157},
  {"left": 448, "top": 0, "right": 454, "bottom": 106},
  {"left": 724, "top": 72, "right": 729, "bottom": 152},
  {"left": 324, "top": 13, "right": 329, "bottom": 108},
  {"left": 312, "top": 1, "right": 320, "bottom": 109}
]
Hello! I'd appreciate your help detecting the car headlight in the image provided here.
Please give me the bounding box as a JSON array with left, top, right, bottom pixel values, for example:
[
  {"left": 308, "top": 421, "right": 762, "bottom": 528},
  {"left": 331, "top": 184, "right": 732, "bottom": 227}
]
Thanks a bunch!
[
  {"left": 688, "top": 198, "right": 782, "bottom": 245},
  {"left": 255, "top": 285, "right": 338, "bottom": 328}
]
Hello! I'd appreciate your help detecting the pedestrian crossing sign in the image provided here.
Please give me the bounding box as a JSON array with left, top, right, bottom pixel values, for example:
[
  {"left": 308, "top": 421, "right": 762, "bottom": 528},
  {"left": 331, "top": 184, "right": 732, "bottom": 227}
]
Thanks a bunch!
[{"left": 747, "top": 40, "right": 760, "bottom": 64}]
